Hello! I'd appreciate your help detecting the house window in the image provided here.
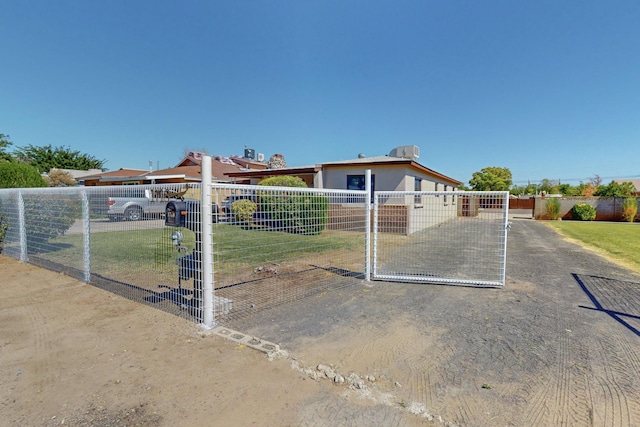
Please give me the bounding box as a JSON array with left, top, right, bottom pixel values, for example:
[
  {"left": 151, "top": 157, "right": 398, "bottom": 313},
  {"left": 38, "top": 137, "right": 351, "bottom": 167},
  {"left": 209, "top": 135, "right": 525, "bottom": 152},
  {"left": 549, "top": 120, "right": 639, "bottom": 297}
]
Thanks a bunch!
[
  {"left": 414, "top": 177, "right": 422, "bottom": 204},
  {"left": 347, "top": 174, "right": 375, "bottom": 202},
  {"left": 444, "top": 185, "right": 448, "bottom": 205}
]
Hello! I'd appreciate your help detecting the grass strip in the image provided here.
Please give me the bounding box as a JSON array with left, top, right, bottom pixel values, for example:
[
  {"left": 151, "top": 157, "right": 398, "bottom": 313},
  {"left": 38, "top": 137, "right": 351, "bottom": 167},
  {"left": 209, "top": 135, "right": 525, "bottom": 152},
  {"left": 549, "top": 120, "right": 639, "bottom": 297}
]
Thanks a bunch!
[{"left": 545, "top": 221, "right": 640, "bottom": 273}]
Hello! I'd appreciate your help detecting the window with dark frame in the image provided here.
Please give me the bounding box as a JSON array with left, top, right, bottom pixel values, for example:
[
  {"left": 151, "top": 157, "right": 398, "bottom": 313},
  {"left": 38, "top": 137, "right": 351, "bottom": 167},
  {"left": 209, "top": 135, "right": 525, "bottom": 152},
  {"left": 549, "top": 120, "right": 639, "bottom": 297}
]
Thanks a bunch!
[
  {"left": 346, "top": 174, "right": 375, "bottom": 203},
  {"left": 414, "top": 177, "right": 422, "bottom": 204}
]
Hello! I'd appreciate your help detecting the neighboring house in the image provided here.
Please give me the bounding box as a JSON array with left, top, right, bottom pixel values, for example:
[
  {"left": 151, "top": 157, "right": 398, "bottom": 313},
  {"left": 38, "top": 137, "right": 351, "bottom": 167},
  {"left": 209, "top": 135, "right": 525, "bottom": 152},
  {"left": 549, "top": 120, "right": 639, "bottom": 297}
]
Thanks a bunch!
[
  {"left": 80, "top": 152, "right": 266, "bottom": 186},
  {"left": 79, "top": 168, "right": 150, "bottom": 186}
]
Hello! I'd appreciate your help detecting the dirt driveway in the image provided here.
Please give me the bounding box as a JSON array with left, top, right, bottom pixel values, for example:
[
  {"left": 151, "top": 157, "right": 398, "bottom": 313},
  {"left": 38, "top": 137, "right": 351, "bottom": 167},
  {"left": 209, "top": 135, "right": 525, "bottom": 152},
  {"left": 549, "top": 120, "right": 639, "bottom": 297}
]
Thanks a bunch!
[{"left": 2, "top": 219, "right": 640, "bottom": 426}]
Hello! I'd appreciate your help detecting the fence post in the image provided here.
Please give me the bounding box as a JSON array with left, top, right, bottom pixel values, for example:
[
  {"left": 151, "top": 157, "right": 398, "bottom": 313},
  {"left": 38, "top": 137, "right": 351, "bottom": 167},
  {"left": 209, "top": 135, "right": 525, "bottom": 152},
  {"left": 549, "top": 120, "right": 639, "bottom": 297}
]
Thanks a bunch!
[
  {"left": 500, "top": 191, "right": 510, "bottom": 286},
  {"left": 17, "top": 190, "right": 27, "bottom": 262},
  {"left": 201, "top": 155, "right": 215, "bottom": 328},
  {"left": 365, "top": 169, "right": 371, "bottom": 281},
  {"left": 82, "top": 190, "right": 91, "bottom": 283}
]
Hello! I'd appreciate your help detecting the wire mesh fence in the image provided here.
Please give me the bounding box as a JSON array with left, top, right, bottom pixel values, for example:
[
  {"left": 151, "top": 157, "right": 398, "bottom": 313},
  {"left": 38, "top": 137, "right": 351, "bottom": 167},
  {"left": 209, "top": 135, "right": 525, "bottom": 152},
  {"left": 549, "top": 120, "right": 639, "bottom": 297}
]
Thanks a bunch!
[
  {"left": 0, "top": 183, "right": 369, "bottom": 325},
  {"left": 0, "top": 183, "right": 509, "bottom": 326},
  {"left": 210, "top": 184, "right": 368, "bottom": 323},
  {"left": 373, "top": 190, "right": 509, "bottom": 287}
]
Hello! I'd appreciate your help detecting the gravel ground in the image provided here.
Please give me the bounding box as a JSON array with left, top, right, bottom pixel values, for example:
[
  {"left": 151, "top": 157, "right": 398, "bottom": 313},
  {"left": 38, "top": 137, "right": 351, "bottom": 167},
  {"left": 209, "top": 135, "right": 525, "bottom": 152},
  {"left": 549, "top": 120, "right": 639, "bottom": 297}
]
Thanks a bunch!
[
  {"left": 231, "top": 218, "right": 640, "bottom": 426},
  {"left": 3, "top": 218, "right": 640, "bottom": 426}
]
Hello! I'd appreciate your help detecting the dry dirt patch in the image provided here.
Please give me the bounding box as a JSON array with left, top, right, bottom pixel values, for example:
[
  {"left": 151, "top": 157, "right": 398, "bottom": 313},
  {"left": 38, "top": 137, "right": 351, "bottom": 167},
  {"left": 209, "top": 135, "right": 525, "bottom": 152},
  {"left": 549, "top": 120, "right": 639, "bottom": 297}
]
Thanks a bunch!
[{"left": 1, "top": 257, "right": 370, "bottom": 427}]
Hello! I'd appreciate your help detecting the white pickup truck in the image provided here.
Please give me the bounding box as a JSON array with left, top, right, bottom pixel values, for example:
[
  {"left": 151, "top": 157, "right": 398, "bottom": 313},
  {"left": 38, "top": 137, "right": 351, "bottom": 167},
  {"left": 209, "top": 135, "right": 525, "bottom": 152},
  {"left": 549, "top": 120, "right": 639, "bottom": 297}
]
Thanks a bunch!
[
  {"left": 107, "top": 188, "right": 219, "bottom": 222},
  {"left": 106, "top": 189, "right": 170, "bottom": 221}
]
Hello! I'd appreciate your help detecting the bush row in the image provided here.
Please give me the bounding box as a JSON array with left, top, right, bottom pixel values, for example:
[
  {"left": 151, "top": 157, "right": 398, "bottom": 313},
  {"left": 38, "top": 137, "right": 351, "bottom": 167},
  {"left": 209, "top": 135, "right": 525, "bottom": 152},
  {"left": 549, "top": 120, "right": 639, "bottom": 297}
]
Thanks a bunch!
[{"left": 544, "top": 197, "right": 638, "bottom": 222}]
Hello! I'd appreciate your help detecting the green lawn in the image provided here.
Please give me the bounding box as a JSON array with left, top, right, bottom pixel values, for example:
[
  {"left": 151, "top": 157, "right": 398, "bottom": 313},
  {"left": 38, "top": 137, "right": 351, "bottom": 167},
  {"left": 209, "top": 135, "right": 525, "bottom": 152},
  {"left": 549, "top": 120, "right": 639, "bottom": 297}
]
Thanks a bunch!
[
  {"left": 44, "top": 223, "right": 364, "bottom": 275},
  {"left": 545, "top": 221, "right": 640, "bottom": 273}
]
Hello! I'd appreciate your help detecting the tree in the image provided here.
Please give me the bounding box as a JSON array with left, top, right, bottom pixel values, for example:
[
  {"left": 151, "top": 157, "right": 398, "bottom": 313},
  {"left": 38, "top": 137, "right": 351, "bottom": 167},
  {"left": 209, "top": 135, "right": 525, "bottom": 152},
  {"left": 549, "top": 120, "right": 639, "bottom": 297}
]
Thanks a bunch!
[
  {"left": 557, "top": 183, "right": 581, "bottom": 196},
  {"left": 468, "top": 167, "right": 512, "bottom": 191},
  {"left": 0, "top": 162, "right": 47, "bottom": 188},
  {"left": 13, "top": 144, "right": 105, "bottom": 174},
  {"left": 0, "top": 133, "right": 13, "bottom": 162},
  {"left": 594, "top": 181, "right": 636, "bottom": 197},
  {"left": 537, "top": 179, "right": 557, "bottom": 194},
  {"left": 589, "top": 174, "right": 602, "bottom": 190}
]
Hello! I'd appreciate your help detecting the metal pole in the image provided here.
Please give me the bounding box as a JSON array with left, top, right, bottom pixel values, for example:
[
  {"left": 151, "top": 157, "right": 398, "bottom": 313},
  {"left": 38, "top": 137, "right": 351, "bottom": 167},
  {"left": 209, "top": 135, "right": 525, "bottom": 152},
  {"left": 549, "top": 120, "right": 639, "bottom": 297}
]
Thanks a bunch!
[
  {"left": 364, "top": 169, "right": 371, "bottom": 281},
  {"left": 17, "top": 190, "right": 27, "bottom": 262},
  {"left": 201, "top": 155, "right": 214, "bottom": 328},
  {"left": 82, "top": 190, "right": 91, "bottom": 283}
]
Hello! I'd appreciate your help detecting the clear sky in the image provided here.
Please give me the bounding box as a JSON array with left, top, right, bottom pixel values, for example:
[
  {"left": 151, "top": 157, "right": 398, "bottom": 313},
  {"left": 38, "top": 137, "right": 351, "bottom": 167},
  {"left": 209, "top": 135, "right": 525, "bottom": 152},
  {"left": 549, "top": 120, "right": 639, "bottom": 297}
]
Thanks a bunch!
[{"left": 2, "top": 1, "right": 639, "bottom": 186}]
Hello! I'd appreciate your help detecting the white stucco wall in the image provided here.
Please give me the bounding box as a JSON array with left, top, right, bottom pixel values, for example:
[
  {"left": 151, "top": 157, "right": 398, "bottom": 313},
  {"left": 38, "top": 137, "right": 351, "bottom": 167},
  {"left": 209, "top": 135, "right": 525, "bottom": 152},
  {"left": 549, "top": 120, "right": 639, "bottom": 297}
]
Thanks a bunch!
[{"left": 322, "top": 165, "right": 457, "bottom": 192}]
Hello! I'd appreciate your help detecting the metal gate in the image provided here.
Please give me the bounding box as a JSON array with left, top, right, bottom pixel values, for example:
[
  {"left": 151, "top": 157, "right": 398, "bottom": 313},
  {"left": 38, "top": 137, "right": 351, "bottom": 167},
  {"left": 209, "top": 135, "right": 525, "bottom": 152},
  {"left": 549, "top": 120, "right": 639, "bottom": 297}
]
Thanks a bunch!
[{"left": 372, "top": 190, "right": 510, "bottom": 287}]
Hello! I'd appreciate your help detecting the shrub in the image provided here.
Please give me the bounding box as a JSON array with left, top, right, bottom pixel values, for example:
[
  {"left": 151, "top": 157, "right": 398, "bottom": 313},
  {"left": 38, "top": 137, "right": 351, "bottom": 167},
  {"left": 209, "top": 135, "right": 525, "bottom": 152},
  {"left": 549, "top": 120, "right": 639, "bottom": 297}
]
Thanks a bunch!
[
  {"left": 0, "top": 193, "right": 80, "bottom": 253},
  {"left": 545, "top": 197, "right": 562, "bottom": 220},
  {"left": 295, "top": 194, "right": 329, "bottom": 235},
  {"left": 258, "top": 175, "right": 307, "bottom": 188},
  {"left": 258, "top": 175, "right": 305, "bottom": 231},
  {"left": 44, "top": 169, "right": 77, "bottom": 187},
  {"left": 256, "top": 175, "right": 329, "bottom": 234},
  {"left": 23, "top": 197, "right": 80, "bottom": 252},
  {"left": 622, "top": 198, "right": 638, "bottom": 222},
  {"left": 0, "top": 162, "right": 47, "bottom": 188},
  {"left": 0, "top": 212, "right": 7, "bottom": 252},
  {"left": 231, "top": 199, "right": 257, "bottom": 224},
  {"left": 572, "top": 203, "right": 597, "bottom": 221}
]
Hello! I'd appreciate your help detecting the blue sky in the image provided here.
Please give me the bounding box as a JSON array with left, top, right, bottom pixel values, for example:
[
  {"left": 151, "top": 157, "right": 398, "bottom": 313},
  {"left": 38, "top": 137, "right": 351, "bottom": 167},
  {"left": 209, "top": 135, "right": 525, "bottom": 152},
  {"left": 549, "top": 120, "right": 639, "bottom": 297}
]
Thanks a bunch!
[{"left": 2, "top": 1, "right": 639, "bottom": 186}]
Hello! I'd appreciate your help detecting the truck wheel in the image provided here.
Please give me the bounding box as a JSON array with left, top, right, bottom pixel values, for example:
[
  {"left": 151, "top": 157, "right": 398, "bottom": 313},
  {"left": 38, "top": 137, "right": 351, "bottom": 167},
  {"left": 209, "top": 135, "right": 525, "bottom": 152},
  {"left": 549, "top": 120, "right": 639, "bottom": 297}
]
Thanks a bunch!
[{"left": 124, "top": 207, "right": 143, "bottom": 221}]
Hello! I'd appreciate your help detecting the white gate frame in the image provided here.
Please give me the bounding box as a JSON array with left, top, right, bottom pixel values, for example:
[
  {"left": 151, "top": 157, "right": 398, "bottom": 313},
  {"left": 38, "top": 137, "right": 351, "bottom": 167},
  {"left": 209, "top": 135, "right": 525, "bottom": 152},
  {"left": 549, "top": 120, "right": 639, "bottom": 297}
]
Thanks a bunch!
[{"left": 371, "top": 189, "right": 510, "bottom": 287}]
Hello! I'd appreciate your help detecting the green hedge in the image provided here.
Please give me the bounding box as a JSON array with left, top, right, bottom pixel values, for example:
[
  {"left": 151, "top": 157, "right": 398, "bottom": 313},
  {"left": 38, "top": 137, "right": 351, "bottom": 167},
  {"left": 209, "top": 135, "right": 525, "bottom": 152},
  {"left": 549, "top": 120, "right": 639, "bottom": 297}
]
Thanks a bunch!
[
  {"left": 0, "top": 162, "right": 47, "bottom": 188},
  {"left": 295, "top": 194, "right": 329, "bottom": 235},
  {"left": 23, "top": 197, "right": 80, "bottom": 252},
  {"left": 255, "top": 176, "right": 328, "bottom": 234}
]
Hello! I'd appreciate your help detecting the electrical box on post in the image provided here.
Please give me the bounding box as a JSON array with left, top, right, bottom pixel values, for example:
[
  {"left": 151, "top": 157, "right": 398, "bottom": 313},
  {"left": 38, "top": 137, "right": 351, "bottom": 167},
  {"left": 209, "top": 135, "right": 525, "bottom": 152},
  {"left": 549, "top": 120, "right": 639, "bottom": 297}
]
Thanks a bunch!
[{"left": 165, "top": 201, "right": 188, "bottom": 227}]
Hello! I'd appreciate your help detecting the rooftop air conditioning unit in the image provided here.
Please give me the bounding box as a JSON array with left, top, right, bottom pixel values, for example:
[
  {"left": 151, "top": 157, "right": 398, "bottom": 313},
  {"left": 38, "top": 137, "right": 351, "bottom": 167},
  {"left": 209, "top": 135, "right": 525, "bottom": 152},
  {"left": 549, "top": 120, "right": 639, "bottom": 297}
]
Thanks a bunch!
[
  {"left": 257, "top": 153, "right": 265, "bottom": 162},
  {"left": 389, "top": 145, "right": 419, "bottom": 159}
]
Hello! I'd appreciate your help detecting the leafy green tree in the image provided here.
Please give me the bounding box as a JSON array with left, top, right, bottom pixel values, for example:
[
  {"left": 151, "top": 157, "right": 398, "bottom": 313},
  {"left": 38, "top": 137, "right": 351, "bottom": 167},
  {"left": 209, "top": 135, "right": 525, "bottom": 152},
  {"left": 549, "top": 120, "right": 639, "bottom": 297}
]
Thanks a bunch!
[
  {"left": 537, "top": 179, "right": 557, "bottom": 194},
  {"left": 0, "top": 162, "right": 47, "bottom": 188},
  {"left": 13, "top": 144, "right": 106, "bottom": 174},
  {"left": 557, "top": 183, "right": 581, "bottom": 196},
  {"left": 594, "top": 181, "right": 636, "bottom": 197},
  {"left": 0, "top": 133, "right": 13, "bottom": 162},
  {"left": 468, "top": 167, "right": 512, "bottom": 191}
]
